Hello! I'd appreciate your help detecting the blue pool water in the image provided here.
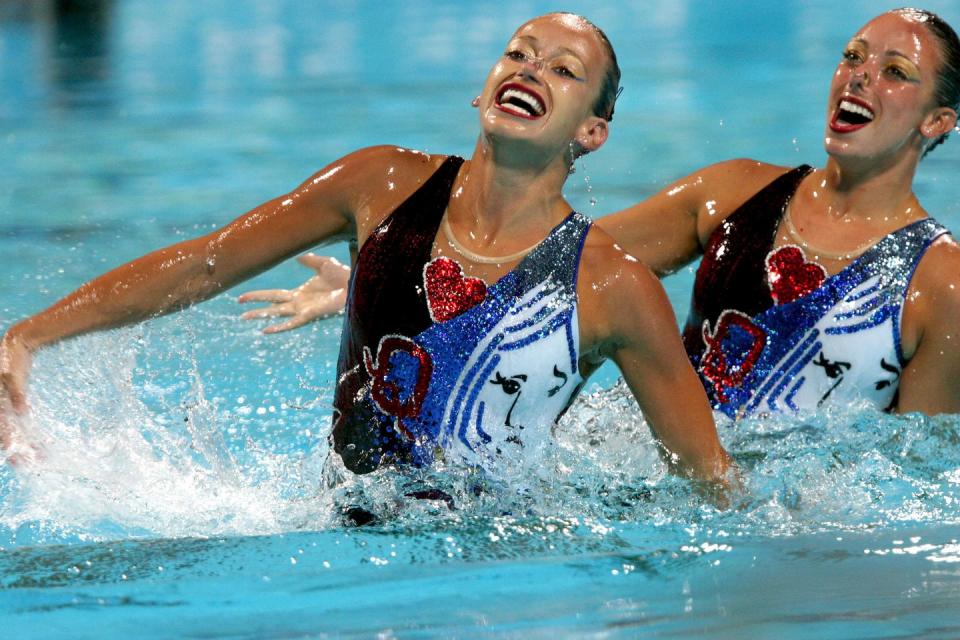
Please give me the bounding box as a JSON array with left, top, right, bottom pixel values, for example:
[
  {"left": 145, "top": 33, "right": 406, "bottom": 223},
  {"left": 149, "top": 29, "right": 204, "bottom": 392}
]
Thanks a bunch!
[{"left": 3, "top": 1, "right": 960, "bottom": 637}]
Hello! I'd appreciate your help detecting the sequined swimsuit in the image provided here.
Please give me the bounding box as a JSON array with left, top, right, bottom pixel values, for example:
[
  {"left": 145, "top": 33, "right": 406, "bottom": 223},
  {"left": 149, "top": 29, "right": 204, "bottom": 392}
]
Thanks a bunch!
[
  {"left": 683, "top": 165, "right": 950, "bottom": 417},
  {"left": 333, "top": 156, "right": 590, "bottom": 473}
]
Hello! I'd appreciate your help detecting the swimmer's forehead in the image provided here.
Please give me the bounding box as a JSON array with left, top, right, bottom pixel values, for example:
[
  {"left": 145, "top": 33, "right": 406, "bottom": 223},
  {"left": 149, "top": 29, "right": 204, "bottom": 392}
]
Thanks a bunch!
[
  {"left": 509, "top": 15, "right": 604, "bottom": 62},
  {"left": 849, "top": 12, "right": 938, "bottom": 67}
]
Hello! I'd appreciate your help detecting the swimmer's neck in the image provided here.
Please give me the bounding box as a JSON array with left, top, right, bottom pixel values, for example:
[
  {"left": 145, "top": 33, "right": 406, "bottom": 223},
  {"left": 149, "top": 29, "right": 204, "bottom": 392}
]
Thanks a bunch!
[
  {"left": 449, "top": 137, "right": 573, "bottom": 234},
  {"left": 812, "top": 153, "right": 922, "bottom": 221}
]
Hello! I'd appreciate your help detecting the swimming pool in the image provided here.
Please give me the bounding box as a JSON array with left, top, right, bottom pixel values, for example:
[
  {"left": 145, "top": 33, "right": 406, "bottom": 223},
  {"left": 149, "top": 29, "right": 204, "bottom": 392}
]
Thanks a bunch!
[{"left": 2, "top": 0, "right": 960, "bottom": 636}]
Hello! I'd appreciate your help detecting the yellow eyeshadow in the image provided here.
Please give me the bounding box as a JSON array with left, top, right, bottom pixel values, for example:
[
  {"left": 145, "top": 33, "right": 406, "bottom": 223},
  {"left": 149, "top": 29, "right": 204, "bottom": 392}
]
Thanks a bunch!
[{"left": 890, "top": 59, "right": 920, "bottom": 80}]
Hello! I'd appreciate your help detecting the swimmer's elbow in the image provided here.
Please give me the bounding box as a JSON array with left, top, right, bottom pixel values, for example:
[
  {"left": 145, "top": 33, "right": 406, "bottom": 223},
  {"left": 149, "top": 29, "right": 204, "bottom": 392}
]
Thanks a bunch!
[{"left": 167, "top": 273, "right": 225, "bottom": 311}]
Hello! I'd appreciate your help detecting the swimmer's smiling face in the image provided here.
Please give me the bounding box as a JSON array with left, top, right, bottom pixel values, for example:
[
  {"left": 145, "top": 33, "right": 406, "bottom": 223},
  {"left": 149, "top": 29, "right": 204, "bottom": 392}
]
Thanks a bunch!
[
  {"left": 477, "top": 14, "right": 610, "bottom": 157},
  {"left": 825, "top": 11, "right": 954, "bottom": 162}
]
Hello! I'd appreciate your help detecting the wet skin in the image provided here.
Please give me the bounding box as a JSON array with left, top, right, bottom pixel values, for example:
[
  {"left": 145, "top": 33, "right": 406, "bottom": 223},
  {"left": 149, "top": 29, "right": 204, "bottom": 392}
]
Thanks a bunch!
[
  {"left": 239, "top": 12, "right": 960, "bottom": 415},
  {"left": 0, "top": 15, "right": 732, "bottom": 485},
  {"left": 599, "top": 11, "right": 960, "bottom": 414}
]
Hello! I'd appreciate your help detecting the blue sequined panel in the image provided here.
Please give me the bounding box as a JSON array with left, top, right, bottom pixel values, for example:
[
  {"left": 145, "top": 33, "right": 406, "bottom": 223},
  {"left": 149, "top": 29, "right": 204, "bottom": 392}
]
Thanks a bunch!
[
  {"left": 332, "top": 147, "right": 591, "bottom": 472},
  {"left": 704, "top": 218, "right": 948, "bottom": 416}
]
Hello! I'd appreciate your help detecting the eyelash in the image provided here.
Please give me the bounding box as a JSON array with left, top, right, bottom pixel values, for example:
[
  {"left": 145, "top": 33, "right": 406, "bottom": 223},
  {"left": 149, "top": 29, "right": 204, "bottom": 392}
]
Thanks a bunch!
[
  {"left": 842, "top": 50, "right": 913, "bottom": 81},
  {"left": 843, "top": 50, "right": 864, "bottom": 64},
  {"left": 886, "top": 66, "right": 908, "bottom": 80}
]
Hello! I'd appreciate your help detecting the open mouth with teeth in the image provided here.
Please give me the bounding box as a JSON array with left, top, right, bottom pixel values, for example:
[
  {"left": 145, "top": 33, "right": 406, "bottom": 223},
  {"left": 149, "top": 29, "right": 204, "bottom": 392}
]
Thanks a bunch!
[
  {"left": 830, "top": 97, "right": 875, "bottom": 133},
  {"left": 494, "top": 83, "right": 546, "bottom": 120}
]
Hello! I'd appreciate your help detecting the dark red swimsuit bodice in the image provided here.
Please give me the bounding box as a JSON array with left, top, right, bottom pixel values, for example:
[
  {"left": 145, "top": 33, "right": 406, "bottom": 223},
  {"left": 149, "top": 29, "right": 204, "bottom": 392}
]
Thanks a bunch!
[{"left": 681, "top": 165, "right": 813, "bottom": 367}]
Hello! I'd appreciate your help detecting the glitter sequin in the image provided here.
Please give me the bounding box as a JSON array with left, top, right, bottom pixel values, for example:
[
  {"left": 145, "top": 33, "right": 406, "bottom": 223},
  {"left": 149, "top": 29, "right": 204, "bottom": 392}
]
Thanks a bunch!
[
  {"left": 700, "top": 310, "right": 767, "bottom": 403},
  {"left": 332, "top": 155, "right": 591, "bottom": 473},
  {"left": 362, "top": 334, "right": 433, "bottom": 436},
  {"left": 684, "top": 165, "right": 949, "bottom": 416},
  {"left": 765, "top": 245, "right": 827, "bottom": 304},
  {"left": 423, "top": 257, "right": 488, "bottom": 322}
]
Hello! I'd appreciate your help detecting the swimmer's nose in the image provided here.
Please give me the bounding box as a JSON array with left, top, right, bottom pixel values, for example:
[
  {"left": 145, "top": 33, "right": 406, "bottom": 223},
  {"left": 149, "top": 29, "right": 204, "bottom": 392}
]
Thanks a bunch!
[
  {"left": 849, "top": 67, "right": 871, "bottom": 91},
  {"left": 518, "top": 61, "right": 544, "bottom": 84}
]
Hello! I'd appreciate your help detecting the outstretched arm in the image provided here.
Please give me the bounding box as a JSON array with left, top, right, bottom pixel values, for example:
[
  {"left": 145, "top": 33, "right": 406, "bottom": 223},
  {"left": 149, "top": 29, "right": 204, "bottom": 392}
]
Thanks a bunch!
[
  {"left": 0, "top": 146, "right": 417, "bottom": 443},
  {"left": 237, "top": 159, "right": 791, "bottom": 333},
  {"left": 596, "top": 159, "right": 788, "bottom": 275}
]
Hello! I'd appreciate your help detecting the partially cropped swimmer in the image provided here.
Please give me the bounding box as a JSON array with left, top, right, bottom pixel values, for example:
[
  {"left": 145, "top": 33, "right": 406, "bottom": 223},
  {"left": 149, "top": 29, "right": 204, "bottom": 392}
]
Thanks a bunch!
[
  {"left": 0, "top": 15, "right": 731, "bottom": 486},
  {"left": 243, "top": 8, "right": 960, "bottom": 418}
]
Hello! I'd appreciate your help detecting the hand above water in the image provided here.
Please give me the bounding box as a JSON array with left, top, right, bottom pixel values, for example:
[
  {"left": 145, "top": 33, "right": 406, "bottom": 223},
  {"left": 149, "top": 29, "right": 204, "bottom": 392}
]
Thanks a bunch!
[
  {"left": 0, "top": 330, "right": 36, "bottom": 465},
  {"left": 238, "top": 254, "right": 350, "bottom": 334}
]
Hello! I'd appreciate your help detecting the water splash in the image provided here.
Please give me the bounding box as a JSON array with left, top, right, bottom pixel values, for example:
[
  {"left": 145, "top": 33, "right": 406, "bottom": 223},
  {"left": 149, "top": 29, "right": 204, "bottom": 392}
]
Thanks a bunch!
[
  {"left": 0, "top": 316, "right": 336, "bottom": 546},
  {"left": 2, "top": 319, "right": 959, "bottom": 552}
]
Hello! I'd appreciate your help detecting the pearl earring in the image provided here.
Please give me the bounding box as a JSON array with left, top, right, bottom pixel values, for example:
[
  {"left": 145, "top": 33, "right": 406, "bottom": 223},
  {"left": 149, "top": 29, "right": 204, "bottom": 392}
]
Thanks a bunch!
[{"left": 471, "top": 96, "right": 480, "bottom": 107}]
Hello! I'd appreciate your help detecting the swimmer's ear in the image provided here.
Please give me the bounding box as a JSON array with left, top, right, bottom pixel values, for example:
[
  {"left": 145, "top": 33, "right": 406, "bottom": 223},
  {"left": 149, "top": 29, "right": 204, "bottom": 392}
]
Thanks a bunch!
[
  {"left": 920, "top": 106, "right": 957, "bottom": 140},
  {"left": 575, "top": 116, "right": 609, "bottom": 153}
]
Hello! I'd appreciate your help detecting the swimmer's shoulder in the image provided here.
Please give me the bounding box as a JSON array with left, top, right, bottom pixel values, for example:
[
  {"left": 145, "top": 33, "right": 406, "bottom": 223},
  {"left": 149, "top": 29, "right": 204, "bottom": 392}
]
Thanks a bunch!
[
  {"left": 576, "top": 224, "right": 667, "bottom": 349},
  {"left": 699, "top": 158, "right": 793, "bottom": 192},
  {"left": 902, "top": 231, "right": 960, "bottom": 358},
  {"left": 325, "top": 145, "right": 450, "bottom": 191},
  {"left": 686, "top": 158, "right": 797, "bottom": 242},
  {"left": 304, "top": 146, "right": 453, "bottom": 236},
  {"left": 578, "top": 223, "right": 659, "bottom": 284}
]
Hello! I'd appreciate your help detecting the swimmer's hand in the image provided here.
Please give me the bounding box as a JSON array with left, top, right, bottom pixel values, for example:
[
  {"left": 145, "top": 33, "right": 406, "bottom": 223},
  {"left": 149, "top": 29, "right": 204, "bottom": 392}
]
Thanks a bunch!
[
  {"left": 238, "top": 254, "right": 350, "bottom": 334},
  {"left": 0, "top": 330, "right": 37, "bottom": 465}
]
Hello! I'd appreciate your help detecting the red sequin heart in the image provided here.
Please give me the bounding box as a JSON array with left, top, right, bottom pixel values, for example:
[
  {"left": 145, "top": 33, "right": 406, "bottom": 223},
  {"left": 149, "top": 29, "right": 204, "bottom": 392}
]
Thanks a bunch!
[
  {"left": 424, "top": 257, "right": 488, "bottom": 322},
  {"left": 765, "top": 245, "right": 827, "bottom": 304}
]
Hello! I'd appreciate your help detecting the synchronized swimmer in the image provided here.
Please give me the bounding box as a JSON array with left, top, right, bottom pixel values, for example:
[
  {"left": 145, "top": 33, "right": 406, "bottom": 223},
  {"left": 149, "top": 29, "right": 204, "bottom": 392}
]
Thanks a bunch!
[
  {"left": 242, "top": 8, "right": 960, "bottom": 418},
  {"left": 3, "top": 9, "right": 959, "bottom": 510},
  {"left": 0, "top": 14, "right": 731, "bottom": 491}
]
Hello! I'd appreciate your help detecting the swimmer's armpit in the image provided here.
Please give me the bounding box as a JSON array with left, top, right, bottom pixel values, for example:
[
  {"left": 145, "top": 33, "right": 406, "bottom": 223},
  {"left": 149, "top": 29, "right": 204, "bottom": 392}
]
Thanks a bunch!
[{"left": 238, "top": 254, "right": 350, "bottom": 334}]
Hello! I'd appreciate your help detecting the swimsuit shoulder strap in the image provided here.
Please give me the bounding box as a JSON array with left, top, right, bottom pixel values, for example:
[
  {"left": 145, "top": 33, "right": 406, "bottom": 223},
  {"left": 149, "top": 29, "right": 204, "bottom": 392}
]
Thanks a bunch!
[
  {"left": 686, "top": 165, "right": 814, "bottom": 339},
  {"left": 713, "top": 164, "right": 813, "bottom": 240},
  {"left": 348, "top": 155, "right": 465, "bottom": 343},
  {"left": 856, "top": 216, "right": 951, "bottom": 286},
  {"left": 359, "top": 155, "right": 465, "bottom": 256},
  {"left": 510, "top": 212, "right": 592, "bottom": 294}
]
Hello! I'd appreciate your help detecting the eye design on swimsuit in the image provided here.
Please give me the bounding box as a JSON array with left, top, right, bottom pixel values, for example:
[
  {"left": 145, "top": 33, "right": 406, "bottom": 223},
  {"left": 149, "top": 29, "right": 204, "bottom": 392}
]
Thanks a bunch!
[
  {"left": 546, "top": 365, "right": 569, "bottom": 397},
  {"left": 812, "top": 351, "right": 852, "bottom": 406},
  {"left": 490, "top": 372, "right": 527, "bottom": 428},
  {"left": 874, "top": 358, "right": 901, "bottom": 391}
]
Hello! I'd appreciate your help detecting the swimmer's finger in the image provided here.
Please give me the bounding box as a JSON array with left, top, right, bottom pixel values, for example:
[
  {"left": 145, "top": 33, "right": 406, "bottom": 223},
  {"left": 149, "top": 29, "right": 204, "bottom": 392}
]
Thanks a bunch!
[
  {"left": 299, "top": 255, "right": 350, "bottom": 286},
  {"left": 262, "top": 315, "right": 314, "bottom": 334},
  {"left": 240, "top": 303, "right": 295, "bottom": 320},
  {"left": 238, "top": 289, "right": 294, "bottom": 304}
]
